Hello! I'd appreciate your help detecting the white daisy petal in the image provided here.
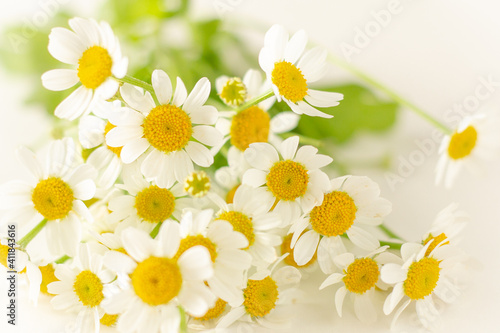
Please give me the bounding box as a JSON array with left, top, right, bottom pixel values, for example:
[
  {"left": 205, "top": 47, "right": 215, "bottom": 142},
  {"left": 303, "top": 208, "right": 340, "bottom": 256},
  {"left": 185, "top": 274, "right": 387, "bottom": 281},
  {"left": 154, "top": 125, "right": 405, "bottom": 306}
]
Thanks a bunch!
[
  {"left": 152, "top": 69, "right": 172, "bottom": 105},
  {"left": 183, "top": 77, "right": 210, "bottom": 110},
  {"left": 296, "top": 47, "right": 328, "bottom": 82},
  {"left": 192, "top": 125, "right": 223, "bottom": 147},
  {"left": 106, "top": 125, "right": 144, "bottom": 147},
  {"left": 172, "top": 77, "right": 188, "bottom": 107},
  {"left": 158, "top": 220, "right": 181, "bottom": 258},
  {"left": 42, "top": 69, "right": 79, "bottom": 91},
  {"left": 217, "top": 306, "right": 246, "bottom": 329},
  {"left": 178, "top": 245, "right": 213, "bottom": 281},
  {"left": 48, "top": 27, "right": 86, "bottom": 64},
  {"left": 188, "top": 105, "right": 218, "bottom": 125},
  {"left": 244, "top": 142, "right": 279, "bottom": 170},
  {"left": 54, "top": 85, "right": 93, "bottom": 121},
  {"left": 293, "top": 230, "right": 319, "bottom": 266},
  {"left": 354, "top": 293, "right": 377, "bottom": 324},
  {"left": 383, "top": 282, "right": 405, "bottom": 315},
  {"left": 185, "top": 141, "right": 213, "bottom": 167},
  {"left": 120, "top": 84, "right": 155, "bottom": 114},
  {"left": 16, "top": 146, "right": 43, "bottom": 180},
  {"left": 122, "top": 228, "right": 156, "bottom": 262},
  {"left": 279, "top": 136, "right": 299, "bottom": 160},
  {"left": 319, "top": 273, "right": 344, "bottom": 290},
  {"left": 178, "top": 281, "right": 215, "bottom": 317},
  {"left": 335, "top": 286, "right": 348, "bottom": 317},
  {"left": 284, "top": 29, "right": 307, "bottom": 64},
  {"left": 103, "top": 250, "right": 137, "bottom": 274},
  {"left": 242, "top": 169, "right": 267, "bottom": 187},
  {"left": 381, "top": 263, "right": 406, "bottom": 284},
  {"left": 121, "top": 138, "right": 149, "bottom": 164},
  {"left": 270, "top": 111, "right": 300, "bottom": 134},
  {"left": 346, "top": 226, "right": 380, "bottom": 251},
  {"left": 305, "top": 89, "right": 344, "bottom": 108}
]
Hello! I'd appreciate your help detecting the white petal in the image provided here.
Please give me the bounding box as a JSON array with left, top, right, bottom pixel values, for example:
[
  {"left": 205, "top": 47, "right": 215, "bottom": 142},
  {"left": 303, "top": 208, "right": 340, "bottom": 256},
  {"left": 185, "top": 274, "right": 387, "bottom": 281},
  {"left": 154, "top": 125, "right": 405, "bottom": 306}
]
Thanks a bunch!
[
  {"left": 185, "top": 141, "right": 213, "bottom": 167},
  {"left": 106, "top": 126, "right": 144, "bottom": 148},
  {"left": 216, "top": 306, "right": 246, "bottom": 329},
  {"left": 42, "top": 69, "right": 79, "bottom": 91},
  {"left": 121, "top": 228, "right": 156, "bottom": 262},
  {"left": 319, "top": 273, "right": 343, "bottom": 290},
  {"left": 120, "top": 84, "right": 155, "bottom": 114},
  {"left": 152, "top": 69, "right": 172, "bottom": 105},
  {"left": 297, "top": 47, "right": 328, "bottom": 82},
  {"left": 264, "top": 24, "right": 288, "bottom": 61},
  {"left": 121, "top": 138, "right": 149, "bottom": 164},
  {"left": 244, "top": 142, "right": 279, "bottom": 170},
  {"left": 192, "top": 125, "right": 223, "bottom": 147},
  {"left": 69, "top": 17, "right": 101, "bottom": 47},
  {"left": 284, "top": 29, "right": 307, "bottom": 64},
  {"left": 335, "top": 286, "right": 347, "bottom": 317},
  {"left": 48, "top": 27, "right": 85, "bottom": 64},
  {"left": 401, "top": 243, "right": 423, "bottom": 263},
  {"left": 383, "top": 282, "right": 405, "bottom": 315},
  {"left": 95, "top": 78, "right": 119, "bottom": 100},
  {"left": 158, "top": 221, "right": 180, "bottom": 258},
  {"left": 16, "top": 146, "right": 43, "bottom": 180},
  {"left": 241, "top": 169, "right": 267, "bottom": 187},
  {"left": 270, "top": 111, "right": 300, "bottom": 133},
  {"left": 172, "top": 77, "right": 188, "bottom": 107},
  {"left": 188, "top": 105, "right": 218, "bottom": 125},
  {"left": 293, "top": 230, "right": 319, "bottom": 266},
  {"left": 333, "top": 253, "right": 355, "bottom": 270},
  {"left": 354, "top": 293, "right": 377, "bottom": 324},
  {"left": 183, "top": 77, "right": 210, "bottom": 110},
  {"left": 103, "top": 250, "right": 137, "bottom": 274},
  {"left": 305, "top": 89, "right": 344, "bottom": 108},
  {"left": 178, "top": 281, "right": 216, "bottom": 317},
  {"left": 381, "top": 263, "right": 406, "bottom": 284},
  {"left": 290, "top": 100, "right": 333, "bottom": 118},
  {"left": 346, "top": 226, "right": 380, "bottom": 251},
  {"left": 55, "top": 86, "right": 93, "bottom": 121},
  {"left": 178, "top": 245, "right": 214, "bottom": 281},
  {"left": 279, "top": 136, "right": 299, "bottom": 160}
]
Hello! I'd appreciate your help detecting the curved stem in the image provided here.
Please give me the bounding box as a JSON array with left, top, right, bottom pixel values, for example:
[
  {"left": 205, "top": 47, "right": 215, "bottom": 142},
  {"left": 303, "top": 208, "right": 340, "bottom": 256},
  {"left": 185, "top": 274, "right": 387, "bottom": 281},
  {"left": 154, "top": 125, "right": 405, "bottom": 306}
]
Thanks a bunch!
[
  {"left": 281, "top": 132, "right": 324, "bottom": 147},
  {"left": 18, "top": 219, "right": 47, "bottom": 249},
  {"left": 116, "top": 75, "right": 160, "bottom": 106},
  {"left": 327, "top": 54, "right": 453, "bottom": 135},
  {"left": 380, "top": 240, "right": 403, "bottom": 250},
  {"left": 379, "top": 224, "right": 404, "bottom": 241},
  {"left": 178, "top": 306, "right": 188, "bottom": 333},
  {"left": 235, "top": 90, "right": 274, "bottom": 112},
  {"left": 55, "top": 255, "right": 71, "bottom": 264},
  {"left": 150, "top": 221, "right": 163, "bottom": 239}
]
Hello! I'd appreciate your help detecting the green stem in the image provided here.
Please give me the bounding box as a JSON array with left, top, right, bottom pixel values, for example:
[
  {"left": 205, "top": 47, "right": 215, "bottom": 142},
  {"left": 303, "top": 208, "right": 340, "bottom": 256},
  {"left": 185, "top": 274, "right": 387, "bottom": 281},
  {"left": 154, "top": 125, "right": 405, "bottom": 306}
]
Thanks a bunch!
[
  {"left": 235, "top": 90, "right": 274, "bottom": 112},
  {"left": 380, "top": 240, "right": 403, "bottom": 250},
  {"left": 18, "top": 219, "right": 47, "bottom": 249},
  {"left": 378, "top": 224, "right": 404, "bottom": 241},
  {"left": 178, "top": 306, "right": 188, "bottom": 333},
  {"left": 55, "top": 255, "right": 70, "bottom": 264},
  {"left": 150, "top": 221, "right": 163, "bottom": 239},
  {"left": 327, "top": 54, "right": 453, "bottom": 135},
  {"left": 116, "top": 75, "right": 160, "bottom": 106},
  {"left": 281, "top": 132, "right": 323, "bottom": 147}
]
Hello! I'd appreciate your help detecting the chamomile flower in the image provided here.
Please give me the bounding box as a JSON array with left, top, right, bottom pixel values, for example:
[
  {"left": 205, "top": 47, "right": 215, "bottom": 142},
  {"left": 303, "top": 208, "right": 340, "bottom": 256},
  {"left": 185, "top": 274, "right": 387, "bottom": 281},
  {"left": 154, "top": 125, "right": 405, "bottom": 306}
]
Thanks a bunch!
[
  {"left": 42, "top": 17, "right": 128, "bottom": 120},
  {"left": 0, "top": 138, "right": 96, "bottom": 256},
  {"left": 102, "top": 223, "right": 216, "bottom": 333},
  {"left": 435, "top": 114, "right": 500, "bottom": 187},
  {"left": 175, "top": 209, "right": 252, "bottom": 306},
  {"left": 381, "top": 242, "right": 464, "bottom": 330},
  {"left": 217, "top": 257, "right": 301, "bottom": 330},
  {"left": 242, "top": 136, "right": 332, "bottom": 226},
  {"left": 79, "top": 101, "right": 124, "bottom": 197},
  {"left": 215, "top": 69, "right": 299, "bottom": 151},
  {"left": 107, "top": 163, "right": 190, "bottom": 233},
  {"left": 106, "top": 69, "right": 223, "bottom": 188},
  {"left": 319, "top": 247, "right": 401, "bottom": 324},
  {"left": 290, "top": 175, "right": 392, "bottom": 273},
  {"left": 48, "top": 244, "right": 115, "bottom": 333},
  {"left": 212, "top": 185, "right": 283, "bottom": 266},
  {"left": 422, "top": 203, "right": 468, "bottom": 256},
  {"left": 259, "top": 24, "right": 343, "bottom": 118}
]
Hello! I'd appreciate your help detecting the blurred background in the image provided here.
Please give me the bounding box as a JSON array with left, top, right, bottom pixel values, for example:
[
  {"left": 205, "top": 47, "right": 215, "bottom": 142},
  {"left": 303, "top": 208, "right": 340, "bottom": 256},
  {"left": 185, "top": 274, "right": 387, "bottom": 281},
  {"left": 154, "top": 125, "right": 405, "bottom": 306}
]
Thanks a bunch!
[{"left": 1, "top": 0, "right": 500, "bottom": 332}]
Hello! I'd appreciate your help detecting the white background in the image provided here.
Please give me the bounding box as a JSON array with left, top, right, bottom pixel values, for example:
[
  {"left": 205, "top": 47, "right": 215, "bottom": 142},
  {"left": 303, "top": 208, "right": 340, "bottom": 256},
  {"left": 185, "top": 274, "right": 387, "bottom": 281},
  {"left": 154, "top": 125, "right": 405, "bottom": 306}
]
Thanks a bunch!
[{"left": 1, "top": 0, "right": 500, "bottom": 332}]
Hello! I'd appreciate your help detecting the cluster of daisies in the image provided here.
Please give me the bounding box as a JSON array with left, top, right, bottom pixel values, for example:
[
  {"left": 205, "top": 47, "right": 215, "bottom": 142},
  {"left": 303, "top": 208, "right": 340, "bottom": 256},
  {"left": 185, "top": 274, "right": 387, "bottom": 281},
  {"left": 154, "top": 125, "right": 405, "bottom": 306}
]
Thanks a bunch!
[{"left": 0, "top": 17, "right": 492, "bottom": 333}]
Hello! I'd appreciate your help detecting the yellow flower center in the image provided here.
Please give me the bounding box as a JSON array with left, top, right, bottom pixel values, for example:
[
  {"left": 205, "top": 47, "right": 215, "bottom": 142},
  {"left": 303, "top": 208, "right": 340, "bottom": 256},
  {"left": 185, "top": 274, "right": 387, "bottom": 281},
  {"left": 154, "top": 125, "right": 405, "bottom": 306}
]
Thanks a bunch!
[
  {"left": 73, "top": 270, "right": 104, "bottom": 307},
  {"left": 281, "top": 233, "right": 316, "bottom": 268},
  {"left": 0, "top": 245, "right": 25, "bottom": 273},
  {"left": 134, "top": 185, "right": 175, "bottom": 223},
  {"left": 131, "top": 256, "right": 182, "bottom": 306},
  {"left": 184, "top": 171, "right": 211, "bottom": 198},
  {"left": 39, "top": 264, "right": 58, "bottom": 295},
  {"left": 219, "top": 77, "right": 247, "bottom": 106},
  {"left": 404, "top": 257, "right": 440, "bottom": 300},
  {"left": 194, "top": 298, "right": 227, "bottom": 321},
  {"left": 104, "top": 122, "right": 122, "bottom": 157},
  {"left": 310, "top": 191, "right": 357, "bottom": 237},
  {"left": 343, "top": 258, "right": 379, "bottom": 294},
  {"left": 174, "top": 235, "right": 218, "bottom": 262},
  {"left": 271, "top": 61, "right": 308, "bottom": 103},
  {"left": 32, "top": 177, "right": 74, "bottom": 220},
  {"left": 266, "top": 160, "right": 309, "bottom": 201},
  {"left": 143, "top": 104, "right": 193, "bottom": 153},
  {"left": 447, "top": 125, "right": 477, "bottom": 160},
  {"left": 100, "top": 313, "right": 119, "bottom": 327},
  {"left": 230, "top": 106, "right": 271, "bottom": 151},
  {"left": 423, "top": 233, "right": 449, "bottom": 257},
  {"left": 225, "top": 184, "right": 239, "bottom": 204},
  {"left": 217, "top": 211, "right": 255, "bottom": 249},
  {"left": 243, "top": 276, "right": 279, "bottom": 317},
  {"left": 77, "top": 46, "right": 113, "bottom": 90}
]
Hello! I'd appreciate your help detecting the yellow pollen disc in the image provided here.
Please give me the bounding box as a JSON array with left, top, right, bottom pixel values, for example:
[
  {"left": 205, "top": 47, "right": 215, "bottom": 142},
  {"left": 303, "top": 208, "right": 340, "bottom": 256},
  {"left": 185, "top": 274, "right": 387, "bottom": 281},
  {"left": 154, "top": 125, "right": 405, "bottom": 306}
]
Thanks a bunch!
[
  {"left": 217, "top": 211, "right": 255, "bottom": 249},
  {"left": 447, "top": 125, "right": 477, "bottom": 160},
  {"left": 39, "top": 264, "right": 58, "bottom": 295},
  {"left": 73, "top": 270, "right": 104, "bottom": 307},
  {"left": 219, "top": 77, "right": 247, "bottom": 106},
  {"left": 225, "top": 184, "right": 240, "bottom": 204},
  {"left": 281, "top": 233, "right": 316, "bottom": 268},
  {"left": 131, "top": 256, "right": 182, "bottom": 306},
  {"left": 104, "top": 122, "right": 123, "bottom": 157},
  {"left": 271, "top": 61, "right": 308, "bottom": 103},
  {"left": 77, "top": 46, "right": 113, "bottom": 90},
  {"left": 423, "top": 233, "right": 449, "bottom": 257},
  {"left": 243, "top": 276, "right": 279, "bottom": 317},
  {"left": 343, "top": 258, "right": 379, "bottom": 294},
  {"left": 143, "top": 104, "right": 193, "bottom": 153},
  {"left": 0, "top": 245, "right": 25, "bottom": 273},
  {"left": 404, "top": 257, "right": 440, "bottom": 300},
  {"left": 310, "top": 191, "right": 357, "bottom": 237},
  {"left": 266, "top": 160, "right": 309, "bottom": 201},
  {"left": 32, "top": 177, "right": 74, "bottom": 220},
  {"left": 134, "top": 185, "right": 175, "bottom": 223},
  {"left": 184, "top": 171, "right": 211, "bottom": 198},
  {"left": 174, "top": 235, "right": 218, "bottom": 262},
  {"left": 230, "top": 106, "right": 271, "bottom": 151},
  {"left": 100, "top": 313, "right": 119, "bottom": 327},
  {"left": 194, "top": 298, "right": 227, "bottom": 321}
]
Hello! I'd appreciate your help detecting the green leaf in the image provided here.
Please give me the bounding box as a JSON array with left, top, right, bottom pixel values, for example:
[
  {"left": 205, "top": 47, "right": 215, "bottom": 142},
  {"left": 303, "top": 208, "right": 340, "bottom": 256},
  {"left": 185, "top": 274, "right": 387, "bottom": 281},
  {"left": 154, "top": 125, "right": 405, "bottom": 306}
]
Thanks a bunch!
[{"left": 295, "top": 84, "right": 399, "bottom": 144}]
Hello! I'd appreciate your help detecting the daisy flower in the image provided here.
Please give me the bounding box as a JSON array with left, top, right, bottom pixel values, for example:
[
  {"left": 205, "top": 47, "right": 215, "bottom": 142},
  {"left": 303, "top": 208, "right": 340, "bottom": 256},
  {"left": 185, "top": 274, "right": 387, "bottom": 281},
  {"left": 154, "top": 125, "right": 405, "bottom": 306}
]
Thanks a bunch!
[
  {"left": 259, "top": 24, "right": 343, "bottom": 118},
  {"left": 217, "top": 257, "right": 301, "bottom": 330},
  {"left": 319, "top": 247, "right": 401, "bottom": 324},
  {"left": 212, "top": 185, "right": 283, "bottom": 266},
  {"left": 435, "top": 114, "right": 500, "bottom": 187},
  {"left": 42, "top": 17, "right": 128, "bottom": 120},
  {"left": 102, "top": 223, "right": 216, "bottom": 333},
  {"left": 175, "top": 209, "right": 252, "bottom": 306},
  {"left": 0, "top": 138, "right": 96, "bottom": 256},
  {"left": 381, "top": 242, "right": 464, "bottom": 330},
  {"left": 78, "top": 100, "right": 124, "bottom": 197},
  {"left": 242, "top": 136, "right": 332, "bottom": 226},
  {"left": 107, "top": 163, "right": 191, "bottom": 234},
  {"left": 48, "top": 243, "right": 115, "bottom": 333},
  {"left": 215, "top": 69, "right": 299, "bottom": 151},
  {"left": 290, "top": 175, "right": 392, "bottom": 273},
  {"left": 421, "top": 203, "right": 468, "bottom": 256},
  {"left": 106, "top": 69, "right": 223, "bottom": 188}
]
